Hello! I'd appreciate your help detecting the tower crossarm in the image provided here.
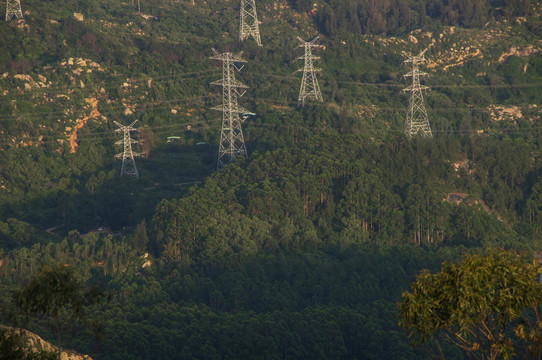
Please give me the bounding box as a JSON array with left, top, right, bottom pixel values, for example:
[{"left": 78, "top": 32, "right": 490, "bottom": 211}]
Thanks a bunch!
[
  {"left": 403, "top": 71, "right": 428, "bottom": 78},
  {"left": 296, "top": 44, "right": 321, "bottom": 49},
  {"left": 296, "top": 67, "right": 321, "bottom": 72},
  {"left": 297, "top": 36, "right": 319, "bottom": 46},
  {"left": 115, "top": 138, "right": 139, "bottom": 144},
  {"left": 297, "top": 55, "right": 320, "bottom": 61},
  {"left": 115, "top": 151, "right": 142, "bottom": 158},
  {"left": 114, "top": 120, "right": 138, "bottom": 127},
  {"left": 403, "top": 84, "right": 429, "bottom": 92},
  {"left": 403, "top": 57, "right": 426, "bottom": 65},
  {"left": 211, "top": 104, "right": 251, "bottom": 113},
  {"left": 402, "top": 49, "right": 427, "bottom": 60},
  {"left": 210, "top": 50, "right": 247, "bottom": 63},
  {"left": 210, "top": 79, "right": 249, "bottom": 88}
]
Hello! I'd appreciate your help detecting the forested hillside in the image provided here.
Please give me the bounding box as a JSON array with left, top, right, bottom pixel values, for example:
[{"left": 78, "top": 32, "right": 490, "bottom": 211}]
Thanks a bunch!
[{"left": 0, "top": 0, "right": 541, "bottom": 358}]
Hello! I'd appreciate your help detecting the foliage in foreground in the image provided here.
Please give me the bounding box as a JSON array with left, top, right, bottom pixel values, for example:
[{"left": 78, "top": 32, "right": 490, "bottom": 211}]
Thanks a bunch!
[
  {"left": 400, "top": 249, "right": 542, "bottom": 359},
  {"left": 14, "top": 264, "right": 104, "bottom": 359}
]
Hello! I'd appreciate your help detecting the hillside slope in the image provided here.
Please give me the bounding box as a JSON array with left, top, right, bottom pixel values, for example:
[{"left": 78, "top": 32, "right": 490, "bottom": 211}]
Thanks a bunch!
[{"left": 0, "top": 0, "right": 541, "bottom": 359}]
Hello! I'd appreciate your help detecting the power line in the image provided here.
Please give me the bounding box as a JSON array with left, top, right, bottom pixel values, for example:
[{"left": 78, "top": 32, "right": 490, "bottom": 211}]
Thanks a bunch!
[
  {"left": 0, "top": 117, "right": 221, "bottom": 145},
  {"left": 4, "top": 66, "right": 541, "bottom": 104},
  {"left": 0, "top": 101, "right": 533, "bottom": 146},
  {"left": 0, "top": 93, "right": 218, "bottom": 121},
  {"left": 2, "top": 113, "right": 541, "bottom": 150},
  {"left": 246, "top": 121, "right": 542, "bottom": 135},
  {"left": 242, "top": 72, "right": 542, "bottom": 89},
  {"left": 3, "top": 69, "right": 540, "bottom": 112},
  {"left": 3, "top": 69, "right": 219, "bottom": 99},
  {"left": 0, "top": 97, "right": 532, "bottom": 123},
  {"left": 0, "top": 68, "right": 539, "bottom": 149},
  {"left": 0, "top": 83, "right": 533, "bottom": 124}
]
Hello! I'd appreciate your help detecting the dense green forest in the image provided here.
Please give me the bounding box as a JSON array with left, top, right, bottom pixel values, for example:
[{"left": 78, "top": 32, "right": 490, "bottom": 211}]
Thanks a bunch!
[{"left": 0, "top": 0, "right": 542, "bottom": 358}]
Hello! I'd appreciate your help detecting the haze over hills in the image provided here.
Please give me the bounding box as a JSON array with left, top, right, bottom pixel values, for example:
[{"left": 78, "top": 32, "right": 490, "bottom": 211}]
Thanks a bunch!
[{"left": 0, "top": 0, "right": 541, "bottom": 359}]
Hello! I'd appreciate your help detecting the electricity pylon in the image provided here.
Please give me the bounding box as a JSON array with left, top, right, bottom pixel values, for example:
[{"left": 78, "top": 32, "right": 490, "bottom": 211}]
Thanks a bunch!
[
  {"left": 402, "top": 49, "right": 432, "bottom": 139},
  {"left": 210, "top": 49, "right": 254, "bottom": 171},
  {"left": 114, "top": 120, "right": 141, "bottom": 179},
  {"left": 240, "top": 0, "right": 261, "bottom": 46},
  {"left": 5, "top": 0, "right": 23, "bottom": 21},
  {"left": 296, "top": 36, "right": 323, "bottom": 107}
]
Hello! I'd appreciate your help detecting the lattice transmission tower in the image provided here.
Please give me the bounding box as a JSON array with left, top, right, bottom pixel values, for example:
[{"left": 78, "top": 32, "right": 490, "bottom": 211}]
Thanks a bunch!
[
  {"left": 240, "top": 0, "right": 261, "bottom": 46},
  {"left": 296, "top": 36, "right": 323, "bottom": 107},
  {"left": 211, "top": 49, "right": 254, "bottom": 171},
  {"left": 114, "top": 120, "right": 141, "bottom": 179},
  {"left": 6, "top": 0, "right": 23, "bottom": 21},
  {"left": 402, "top": 49, "right": 432, "bottom": 139}
]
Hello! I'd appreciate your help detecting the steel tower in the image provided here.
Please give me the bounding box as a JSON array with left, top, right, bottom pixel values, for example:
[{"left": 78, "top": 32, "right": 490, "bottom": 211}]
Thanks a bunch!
[
  {"left": 297, "top": 36, "right": 323, "bottom": 107},
  {"left": 211, "top": 49, "right": 253, "bottom": 171},
  {"left": 240, "top": 0, "right": 261, "bottom": 46},
  {"left": 5, "top": 0, "right": 23, "bottom": 21},
  {"left": 402, "top": 49, "right": 432, "bottom": 139},
  {"left": 114, "top": 120, "right": 141, "bottom": 179}
]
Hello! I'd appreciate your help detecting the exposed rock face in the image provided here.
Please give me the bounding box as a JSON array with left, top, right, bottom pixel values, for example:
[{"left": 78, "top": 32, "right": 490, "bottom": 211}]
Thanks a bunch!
[
  {"left": 14, "top": 74, "right": 33, "bottom": 82},
  {"left": 447, "top": 193, "right": 468, "bottom": 204},
  {"left": 498, "top": 46, "right": 540, "bottom": 64},
  {"left": 2, "top": 326, "right": 93, "bottom": 360},
  {"left": 66, "top": 97, "right": 102, "bottom": 153},
  {"left": 73, "top": 12, "right": 84, "bottom": 22},
  {"left": 487, "top": 105, "right": 523, "bottom": 122}
]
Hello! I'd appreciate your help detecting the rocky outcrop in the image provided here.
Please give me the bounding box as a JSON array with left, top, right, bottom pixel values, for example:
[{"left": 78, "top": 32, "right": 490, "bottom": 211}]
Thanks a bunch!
[
  {"left": 498, "top": 46, "right": 540, "bottom": 64},
  {"left": 1, "top": 326, "right": 93, "bottom": 360},
  {"left": 487, "top": 105, "right": 523, "bottom": 122},
  {"left": 66, "top": 97, "right": 102, "bottom": 153}
]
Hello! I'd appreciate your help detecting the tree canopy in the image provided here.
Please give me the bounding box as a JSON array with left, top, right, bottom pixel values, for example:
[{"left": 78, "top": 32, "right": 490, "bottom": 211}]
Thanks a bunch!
[
  {"left": 399, "top": 249, "right": 542, "bottom": 359},
  {"left": 15, "top": 264, "right": 103, "bottom": 359}
]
